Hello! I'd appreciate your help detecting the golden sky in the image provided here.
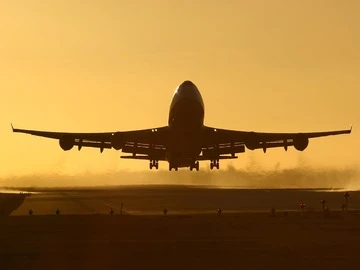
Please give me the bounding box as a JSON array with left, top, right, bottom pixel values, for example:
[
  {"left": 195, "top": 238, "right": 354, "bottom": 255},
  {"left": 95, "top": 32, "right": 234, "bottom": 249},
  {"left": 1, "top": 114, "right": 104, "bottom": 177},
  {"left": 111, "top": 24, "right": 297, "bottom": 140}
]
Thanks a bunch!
[{"left": 0, "top": 0, "right": 359, "bottom": 177}]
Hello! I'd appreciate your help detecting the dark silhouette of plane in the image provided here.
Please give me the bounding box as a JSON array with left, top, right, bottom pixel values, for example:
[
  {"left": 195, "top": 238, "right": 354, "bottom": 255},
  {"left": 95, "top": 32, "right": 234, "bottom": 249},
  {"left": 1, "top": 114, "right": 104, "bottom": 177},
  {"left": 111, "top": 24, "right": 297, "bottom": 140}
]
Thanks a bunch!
[{"left": 12, "top": 80, "right": 352, "bottom": 171}]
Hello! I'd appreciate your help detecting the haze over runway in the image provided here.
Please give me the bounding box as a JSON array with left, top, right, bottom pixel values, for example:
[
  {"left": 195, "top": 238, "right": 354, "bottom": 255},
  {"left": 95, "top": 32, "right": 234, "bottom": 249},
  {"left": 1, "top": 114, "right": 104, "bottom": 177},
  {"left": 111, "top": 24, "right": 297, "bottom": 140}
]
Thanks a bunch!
[{"left": 1, "top": 1, "right": 359, "bottom": 180}]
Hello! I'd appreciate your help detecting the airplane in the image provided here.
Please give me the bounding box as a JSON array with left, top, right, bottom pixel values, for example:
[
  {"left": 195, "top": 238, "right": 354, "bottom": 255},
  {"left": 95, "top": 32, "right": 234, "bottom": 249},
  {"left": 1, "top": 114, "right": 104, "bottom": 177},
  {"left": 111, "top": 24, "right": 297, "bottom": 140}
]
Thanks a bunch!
[{"left": 12, "top": 80, "right": 352, "bottom": 171}]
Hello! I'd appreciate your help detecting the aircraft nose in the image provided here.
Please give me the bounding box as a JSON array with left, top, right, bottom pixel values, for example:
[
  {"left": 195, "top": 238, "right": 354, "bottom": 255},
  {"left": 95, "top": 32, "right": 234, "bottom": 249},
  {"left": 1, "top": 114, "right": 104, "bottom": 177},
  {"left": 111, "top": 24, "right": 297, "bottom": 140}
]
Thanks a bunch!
[
  {"left": 181, "top": 80, "right": 194, "bottom": 86},
  {"left": 178, "top": 80, "right": 198, "bottom": 97},
  {"left": 169, "top": 80, "right": 205, "bottom": 122}
]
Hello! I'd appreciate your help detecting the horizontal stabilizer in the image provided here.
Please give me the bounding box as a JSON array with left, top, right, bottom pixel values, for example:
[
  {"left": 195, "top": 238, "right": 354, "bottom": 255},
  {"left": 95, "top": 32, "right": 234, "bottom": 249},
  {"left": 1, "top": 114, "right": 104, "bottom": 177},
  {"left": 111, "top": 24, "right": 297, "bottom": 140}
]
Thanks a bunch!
[
  {"left": 121, "top": 155, "right": 238, "bottom": 161},
  {"left": 121, "top": 155, "right": 166, "bottom": 161},
  {"left": 197, "top": 155, "right": 238, "bottom": 161}
]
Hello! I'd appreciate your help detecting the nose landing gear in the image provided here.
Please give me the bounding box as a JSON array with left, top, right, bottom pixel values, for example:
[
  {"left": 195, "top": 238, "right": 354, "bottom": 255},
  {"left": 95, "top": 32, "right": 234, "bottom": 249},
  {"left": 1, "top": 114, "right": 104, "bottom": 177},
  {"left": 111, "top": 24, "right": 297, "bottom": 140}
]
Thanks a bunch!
[
  {"left": 169, "top": 163, "right": 178, "bottom": 171},
  {"left": 210, "top": 159, "right": 219, "bottom": 170},
  {"left": 190, "top": 161, "right": 199, "bottom": 171}
]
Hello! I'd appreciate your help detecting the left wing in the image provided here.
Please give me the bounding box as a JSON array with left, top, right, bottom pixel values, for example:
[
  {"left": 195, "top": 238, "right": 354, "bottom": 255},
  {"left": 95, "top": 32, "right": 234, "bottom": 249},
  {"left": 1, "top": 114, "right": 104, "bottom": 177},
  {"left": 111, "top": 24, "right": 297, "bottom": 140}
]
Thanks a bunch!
[
  {"left": 12, "top": 124, "right": 169, "bottom": 159},
  {"left": 202, "top": 125, "right": 352, "bottom": 154}
]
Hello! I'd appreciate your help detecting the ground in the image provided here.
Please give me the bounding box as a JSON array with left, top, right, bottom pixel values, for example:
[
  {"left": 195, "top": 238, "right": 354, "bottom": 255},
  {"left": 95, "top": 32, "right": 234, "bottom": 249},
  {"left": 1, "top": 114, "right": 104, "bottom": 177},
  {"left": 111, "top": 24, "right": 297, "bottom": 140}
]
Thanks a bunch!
[{"left": 1, "top": 186, "right": 359, "bottom": 269}]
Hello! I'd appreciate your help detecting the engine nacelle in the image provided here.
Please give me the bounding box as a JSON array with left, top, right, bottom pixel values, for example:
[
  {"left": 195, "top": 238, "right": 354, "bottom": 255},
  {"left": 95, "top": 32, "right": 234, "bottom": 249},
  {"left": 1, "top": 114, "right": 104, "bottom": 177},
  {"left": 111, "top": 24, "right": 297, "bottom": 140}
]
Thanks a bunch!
[
  {"left": 293, "top": 134, "right": 309, "bottom": 151},
  {"left": 245, "top": 132, "right": 259, "bottom": 150},
  {"left": 59, "top": 135, "right": 74, "bottom": 151},
  {"left": 111, "top": 132, "right": 124, "bottom": 150}
]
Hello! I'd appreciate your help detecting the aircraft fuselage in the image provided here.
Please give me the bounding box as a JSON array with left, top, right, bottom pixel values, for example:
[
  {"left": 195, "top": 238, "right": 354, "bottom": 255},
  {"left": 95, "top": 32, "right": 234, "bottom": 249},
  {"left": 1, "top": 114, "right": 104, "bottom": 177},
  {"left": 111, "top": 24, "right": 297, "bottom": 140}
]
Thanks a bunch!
[{"left": 166, "top": 81, "right": 205, "bottom": 169}]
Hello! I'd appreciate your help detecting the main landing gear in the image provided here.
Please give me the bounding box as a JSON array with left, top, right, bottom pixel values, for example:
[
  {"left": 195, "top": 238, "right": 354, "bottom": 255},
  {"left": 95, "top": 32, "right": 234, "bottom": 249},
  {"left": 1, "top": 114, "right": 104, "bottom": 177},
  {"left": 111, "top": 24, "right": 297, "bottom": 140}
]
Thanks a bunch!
[
  {"left": 169, "top": 163, "right": 178, "bottom": 171},
  {"left": 190, "top": 161, "right": 199, "bottom": 171},
  {"left": 210, "top": 159, "right": 219, "bottom": 170},
  {"left": 149, "top": 160, "right": 159, "bottom": 170}
]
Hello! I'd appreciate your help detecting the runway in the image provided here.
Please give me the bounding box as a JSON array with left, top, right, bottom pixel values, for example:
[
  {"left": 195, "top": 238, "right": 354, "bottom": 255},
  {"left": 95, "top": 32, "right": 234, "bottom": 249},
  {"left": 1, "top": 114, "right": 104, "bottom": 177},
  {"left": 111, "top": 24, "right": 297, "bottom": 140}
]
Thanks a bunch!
[
  {"left": 2, "top": 186, "right": 360, "bottom": 270},
  {"left": 8, "top": 185, "right": 360, "bottom": 216}
]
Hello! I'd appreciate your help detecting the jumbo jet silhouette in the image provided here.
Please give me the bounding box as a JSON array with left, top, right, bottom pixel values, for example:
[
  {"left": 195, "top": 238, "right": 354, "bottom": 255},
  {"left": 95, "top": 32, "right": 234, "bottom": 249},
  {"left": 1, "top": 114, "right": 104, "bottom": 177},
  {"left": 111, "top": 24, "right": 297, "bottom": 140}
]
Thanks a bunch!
[{"left": 12, "top": 80, "right": 352, "bottom": 171}]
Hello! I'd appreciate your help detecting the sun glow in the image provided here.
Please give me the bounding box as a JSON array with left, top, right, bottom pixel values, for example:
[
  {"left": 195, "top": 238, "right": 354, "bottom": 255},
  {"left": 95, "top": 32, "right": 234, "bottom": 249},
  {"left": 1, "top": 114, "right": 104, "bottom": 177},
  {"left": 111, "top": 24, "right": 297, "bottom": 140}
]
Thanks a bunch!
[{"left": 0, "top": 1, "right": 359, "bottom": 179}]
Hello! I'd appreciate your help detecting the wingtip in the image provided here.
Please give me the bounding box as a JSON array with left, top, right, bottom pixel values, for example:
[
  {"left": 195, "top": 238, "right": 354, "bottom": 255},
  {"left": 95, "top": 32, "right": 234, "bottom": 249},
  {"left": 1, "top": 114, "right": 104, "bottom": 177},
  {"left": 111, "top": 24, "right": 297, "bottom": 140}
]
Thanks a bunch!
[
  {"left": 10, "top": 123, "right": 14, "bottom": 131},
  {"left": 350, "top": 124, "right": 353, "bottom": 133}
]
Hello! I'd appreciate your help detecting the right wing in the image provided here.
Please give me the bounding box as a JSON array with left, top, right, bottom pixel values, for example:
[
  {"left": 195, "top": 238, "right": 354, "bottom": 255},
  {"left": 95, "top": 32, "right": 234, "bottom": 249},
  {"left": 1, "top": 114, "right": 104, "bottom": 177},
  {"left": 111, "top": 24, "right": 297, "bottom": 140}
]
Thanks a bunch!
[
  {"left": 12, "top": 124, "right": 170, "bottom": 160},
  {"left": 204, "top": 126, "right": 352, "bottom": 144},
  {"left": 202, "top": 125, "right": 352, "bottom": 156}
]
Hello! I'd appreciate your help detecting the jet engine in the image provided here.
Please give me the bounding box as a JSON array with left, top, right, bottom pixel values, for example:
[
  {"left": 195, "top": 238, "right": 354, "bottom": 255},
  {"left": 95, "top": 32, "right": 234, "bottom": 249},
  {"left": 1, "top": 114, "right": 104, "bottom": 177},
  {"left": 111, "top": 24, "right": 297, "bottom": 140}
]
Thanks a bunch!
[
  {"left": 111, "top": 132, "right": 124, "bottom": 150},
  {"left": 293, "top": 134, "right": 309, "bottom": 151},
  {"left": 59, "top": 135, "right": 74, "bottom": 151},
  {"left": 245, "top": 132, "right": 259, "bottom": 150}
]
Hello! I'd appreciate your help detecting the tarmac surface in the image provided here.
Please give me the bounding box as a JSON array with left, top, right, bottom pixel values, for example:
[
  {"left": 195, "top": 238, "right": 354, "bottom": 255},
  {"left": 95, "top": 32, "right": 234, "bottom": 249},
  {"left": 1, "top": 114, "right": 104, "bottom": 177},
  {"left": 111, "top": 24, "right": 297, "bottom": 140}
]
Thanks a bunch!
[
  {"left": 1, "top": 186, "right": 360, "bottom": 269},
  {"left": 7, "top": 186, "right": 360, "bottom": 215}
]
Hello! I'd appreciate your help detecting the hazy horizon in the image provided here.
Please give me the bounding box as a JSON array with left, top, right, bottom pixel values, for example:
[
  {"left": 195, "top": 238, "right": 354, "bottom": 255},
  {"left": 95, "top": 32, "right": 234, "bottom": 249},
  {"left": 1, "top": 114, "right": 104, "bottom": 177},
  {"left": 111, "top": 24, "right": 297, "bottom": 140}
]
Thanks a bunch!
[{"left": 1, "top": 162, "right": 358, "bottom": 190}]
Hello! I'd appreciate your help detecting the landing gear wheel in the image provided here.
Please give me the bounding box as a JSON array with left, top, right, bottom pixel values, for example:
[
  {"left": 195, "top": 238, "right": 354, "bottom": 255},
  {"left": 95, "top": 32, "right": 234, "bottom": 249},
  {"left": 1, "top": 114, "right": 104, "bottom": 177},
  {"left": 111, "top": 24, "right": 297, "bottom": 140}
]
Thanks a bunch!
[
  {"left": 169, "top": 163, "right": 178, "bottom": 171},
  {"left": 190, "top": 161, "right": 199, "bottom": 171},
  {"left": 210, "top": 159, "right": 219, "bottom": 170},
  {"left": 150, "top": 160, "right": 159, "bottom": 170}
]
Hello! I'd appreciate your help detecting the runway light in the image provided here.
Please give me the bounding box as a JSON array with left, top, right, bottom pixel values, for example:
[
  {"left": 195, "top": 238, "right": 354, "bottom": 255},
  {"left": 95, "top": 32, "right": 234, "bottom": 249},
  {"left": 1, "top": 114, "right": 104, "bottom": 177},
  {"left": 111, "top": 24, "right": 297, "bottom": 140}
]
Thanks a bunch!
[
  {"left": 217, "top": 208, "right": 222, "bottom": 215},
  {"left": 344, "top": 192, "right": 350, "bottom": 217},
  {"left": 109, "top": 208, "right": 114, "bottom": 215},
  {"left": 56, "top": 208, "right": 60, "bottom": 215},
  {"left": 300, "top": 203, "right": 305, "bottom": 217},
  {"left": 163, "top": 208, "right": 168, "bottom": 215},
  {"left": 321, "top": 200, "right": 327, "bottom": 218},
  {"left": 29, "top": 209, "right": 33, "bottom": 216}
]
